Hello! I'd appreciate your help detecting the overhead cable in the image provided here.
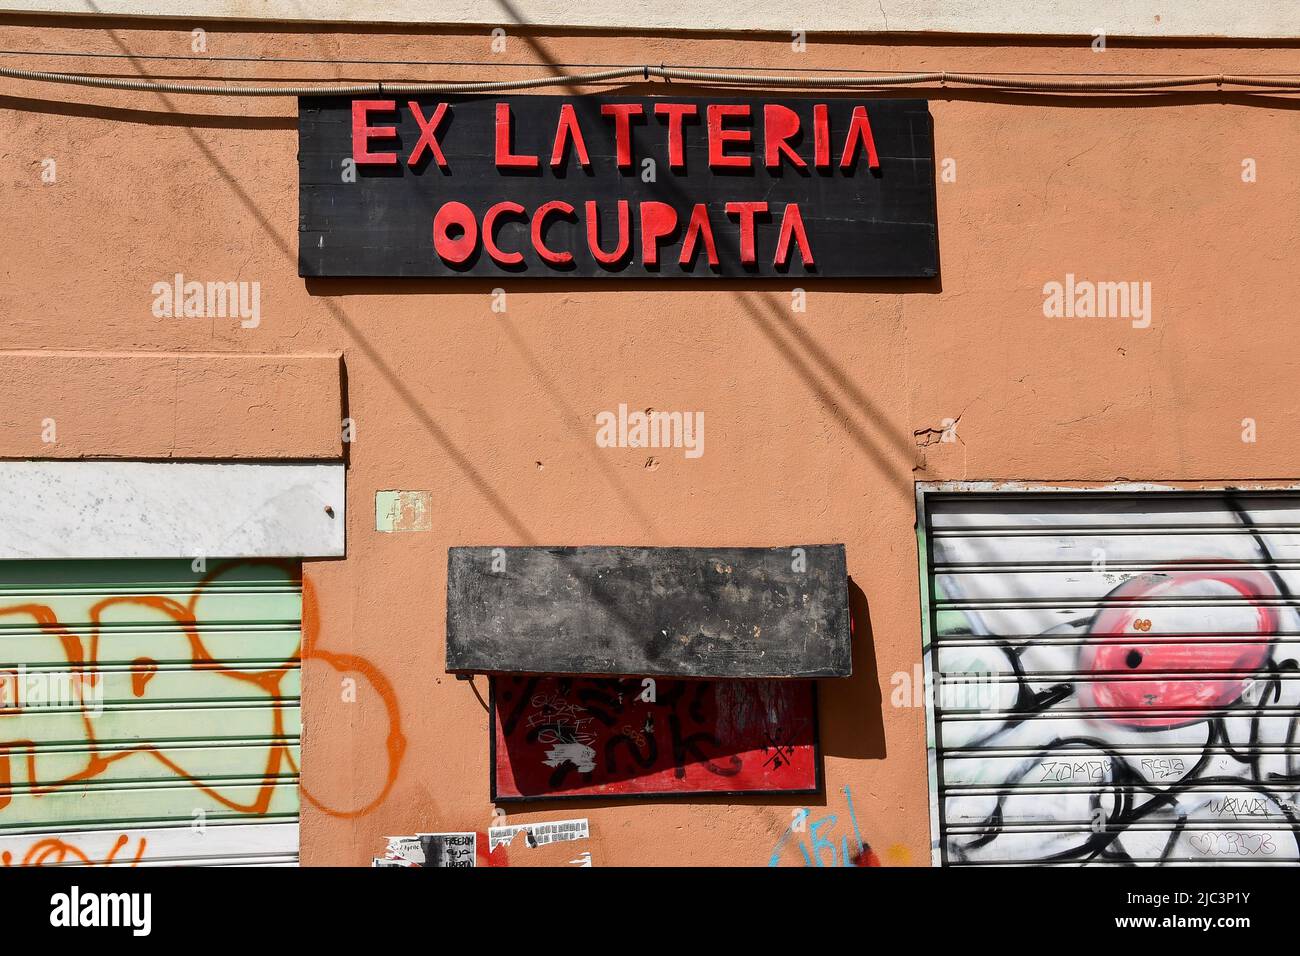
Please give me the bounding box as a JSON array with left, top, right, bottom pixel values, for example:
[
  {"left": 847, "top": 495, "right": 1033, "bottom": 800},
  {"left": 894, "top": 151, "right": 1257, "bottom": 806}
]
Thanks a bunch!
[{"left": 2, "top": 63, "right": 1300, "bottom": 96}]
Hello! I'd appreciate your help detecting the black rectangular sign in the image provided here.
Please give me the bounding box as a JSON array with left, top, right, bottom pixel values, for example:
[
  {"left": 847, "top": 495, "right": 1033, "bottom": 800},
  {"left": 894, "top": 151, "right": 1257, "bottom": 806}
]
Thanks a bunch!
[
  {"left": 299, "top": 94, "right": 937, "bottom": 279},
  {"left": 445, "top": 544, "right": 851, "bottom": 678}
]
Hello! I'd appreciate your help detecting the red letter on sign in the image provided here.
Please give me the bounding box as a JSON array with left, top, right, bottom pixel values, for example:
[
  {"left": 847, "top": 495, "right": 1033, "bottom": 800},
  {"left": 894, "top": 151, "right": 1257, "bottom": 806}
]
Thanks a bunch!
[
  {"left": 725, "top": 201, "right": 768, "bottom": 265},
  {"left": 840, "top": 105, "right": 880, "bottom": 170},
  {"left": 483, "top": 201, "right": 527, "bottom": 265},
  {"left": 654, "top": 103, "right": 697, "bottom": 170},
  {"left": 708, "top": 104, "right": 752, "bottom": 169},
  {"left": 532, "top": 201, "right": 576, "bottom": 265},
  {"left": 352, "top": 100, "right": 398, "bottom": 165},
  {"left": 600, "top": 104, "right": 645, "bottom": 170},
  {"left": 495, "top": 103, "right": 539, "bottom": 169},
  {"left": 433, "top": 202, "right": 478, "bottom": 265},
  {"left": 587, "top": 200, "right": 630, "bottom": 266},
  {"left": 679, "top": 204, "right": 719, "bottom": 268},
  {"left": 640, "top": 202, "right": 679, "bottom": 267},
  {"left": 774, "top": 203, "right": 814, "bottom": 267},
  {"left": 551, "top": 104, "right": 592, "bottom": 170},
  {"left": 764, "top": 105, "right": 806, "bottom": 170},
  {"left": 408, "top": 101, "right": 450, "bottom": 169},
  {"left": 813, "top": 104, "right": 830, "bottom": 168}
]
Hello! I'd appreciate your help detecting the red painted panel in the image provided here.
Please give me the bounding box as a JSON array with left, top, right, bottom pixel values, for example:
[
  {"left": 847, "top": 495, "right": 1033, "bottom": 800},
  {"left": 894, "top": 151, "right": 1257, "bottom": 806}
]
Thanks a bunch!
[{"left": 492, "top": 676, "right": 819, "bottom": 800}]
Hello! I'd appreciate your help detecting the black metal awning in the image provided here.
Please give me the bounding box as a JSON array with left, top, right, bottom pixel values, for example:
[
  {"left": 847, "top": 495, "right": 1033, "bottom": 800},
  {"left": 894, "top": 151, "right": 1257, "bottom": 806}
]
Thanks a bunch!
[{"left": 445, "top": 544, "right": 851, "bottom": 679}]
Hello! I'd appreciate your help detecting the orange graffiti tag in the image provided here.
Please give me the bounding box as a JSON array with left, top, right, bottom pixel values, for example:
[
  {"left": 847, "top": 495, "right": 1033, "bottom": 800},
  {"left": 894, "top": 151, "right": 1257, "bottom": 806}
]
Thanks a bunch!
[
  {"left": 298, "top": 576, "right": 407, "bottom": 819},
  {"left": 3, "top": 833, "right": 148, "bottom": 867},
  {"left": 0, "top": 560, "right": 407, "bottom": 863}
]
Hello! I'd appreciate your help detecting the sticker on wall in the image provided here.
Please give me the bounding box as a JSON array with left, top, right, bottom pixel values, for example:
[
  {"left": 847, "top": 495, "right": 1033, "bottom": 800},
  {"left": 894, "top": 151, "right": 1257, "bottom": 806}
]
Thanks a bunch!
[
  {"left": 374, "top": 831, "right": 509, "bottom": 867},
  {"left": 488, "top": 818, "right": 590, "bottom": 851},
  {"left": 375, "top": 490, "right": 434, "bottom": 533},
  {"left": 418, "top": 832, "right": 477, "bottom": 867},
  {"left": 491, "top": 676, "right": 819, "bottom": 800},
  {"left": 381, "top": 835, "right": 425, "bottom": 865}
]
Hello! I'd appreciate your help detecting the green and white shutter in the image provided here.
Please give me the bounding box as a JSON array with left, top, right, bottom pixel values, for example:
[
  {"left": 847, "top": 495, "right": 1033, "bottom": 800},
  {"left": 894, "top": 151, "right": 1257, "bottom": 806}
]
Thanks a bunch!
[
  {"left": 0, "top": 559, "right": 302, "bottom": 866},
  {"left": 0, "top": 460, "right": 343, "bottom": 867}
]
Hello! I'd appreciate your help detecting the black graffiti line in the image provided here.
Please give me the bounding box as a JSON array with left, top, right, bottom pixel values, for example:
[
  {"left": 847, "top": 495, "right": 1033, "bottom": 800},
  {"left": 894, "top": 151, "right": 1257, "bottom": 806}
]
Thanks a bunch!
[
  {"left": 1157, "top": 814, "right": 1189, "bottom": 866},
  {"left": 605, "top": 730, "right": 658, "bottom": 773},
  {"left": 962, "top": 732, "right": 1207, "bottom": 863},
  {"left": 1224, "top": 491, "right": 1294, "bottom": 603},
  {"left": 669, "top": 712, "right": 742, "bottom": 779}
]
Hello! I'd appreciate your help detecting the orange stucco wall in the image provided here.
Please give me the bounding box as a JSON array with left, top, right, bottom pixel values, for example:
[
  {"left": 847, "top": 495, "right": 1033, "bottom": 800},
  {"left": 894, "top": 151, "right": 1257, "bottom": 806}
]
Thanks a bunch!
[{"left": 3, "top": 14, "right": 1298, "bottom": 865}]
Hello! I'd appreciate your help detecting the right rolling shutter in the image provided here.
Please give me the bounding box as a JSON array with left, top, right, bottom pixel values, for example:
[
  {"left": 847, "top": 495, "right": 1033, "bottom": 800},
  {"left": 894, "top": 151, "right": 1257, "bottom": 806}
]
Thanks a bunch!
[{"left": 923, "top": 490, "right": 1300, "bottom": 866}]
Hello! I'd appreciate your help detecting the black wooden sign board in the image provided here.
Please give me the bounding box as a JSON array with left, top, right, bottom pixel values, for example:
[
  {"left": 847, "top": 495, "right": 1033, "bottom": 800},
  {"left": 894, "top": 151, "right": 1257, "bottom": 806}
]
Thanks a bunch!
[
  {"left": 299, "top": 94, "right": 937, "bottom": 279},
  {"left": 445, "top": 544, "right": 851, "bottom": 678}
]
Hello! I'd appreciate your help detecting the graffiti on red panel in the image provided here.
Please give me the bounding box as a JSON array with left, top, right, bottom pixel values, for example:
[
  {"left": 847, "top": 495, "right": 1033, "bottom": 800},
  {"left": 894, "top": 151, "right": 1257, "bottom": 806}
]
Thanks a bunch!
[{"left": 492, "top": 676, "right": 818, "bottom": 799}]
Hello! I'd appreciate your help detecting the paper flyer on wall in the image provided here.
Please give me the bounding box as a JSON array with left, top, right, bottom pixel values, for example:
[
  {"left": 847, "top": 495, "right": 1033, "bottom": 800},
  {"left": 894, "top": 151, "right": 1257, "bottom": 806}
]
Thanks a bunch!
[
  {"left": 488, "top": 818, "right": 591, "bottom": 851},
  {"left": 418, "top": 832, "right": 477, "bottom": 867}
]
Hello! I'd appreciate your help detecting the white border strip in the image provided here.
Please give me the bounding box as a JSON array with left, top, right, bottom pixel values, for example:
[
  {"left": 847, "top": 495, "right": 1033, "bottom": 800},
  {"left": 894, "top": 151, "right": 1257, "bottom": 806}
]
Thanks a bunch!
[
  {"left": 0, "top": 822, "right": 299, "bottom": 864},
  {"left": 0, "top": 461, "right": 344, "bottom": 559},
  {"left": 1, "top": 1, "right": 1294, "bottom": 39}
]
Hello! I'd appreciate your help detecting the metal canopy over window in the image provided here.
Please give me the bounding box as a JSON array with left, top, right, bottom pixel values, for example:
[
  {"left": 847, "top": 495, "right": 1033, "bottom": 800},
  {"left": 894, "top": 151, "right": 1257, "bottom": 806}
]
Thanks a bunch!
[
  {"left": 920, "top": 487, "right": 1300, "bottom": 866},
  {"left": 445, "top": 544, "right": 851, "bottom": 679}
]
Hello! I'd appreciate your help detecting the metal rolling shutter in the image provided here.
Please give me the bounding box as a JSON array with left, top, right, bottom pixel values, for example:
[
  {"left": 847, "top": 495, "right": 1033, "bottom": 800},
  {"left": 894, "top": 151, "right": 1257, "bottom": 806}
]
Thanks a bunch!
[
  {"left": 922, "top": 490, "right": 1300, "bottom": 866},
  {"left": 0, "top": 559, "right": 300, "bottom": 867}
]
